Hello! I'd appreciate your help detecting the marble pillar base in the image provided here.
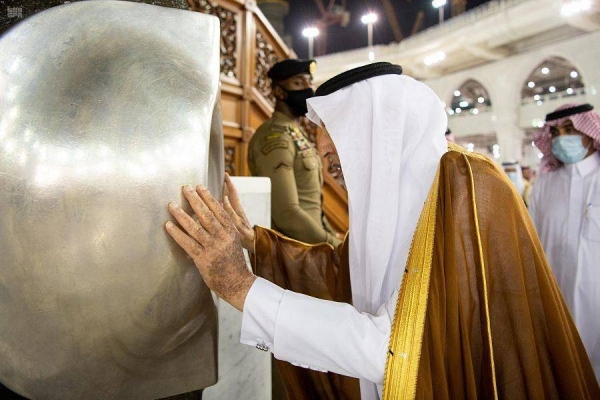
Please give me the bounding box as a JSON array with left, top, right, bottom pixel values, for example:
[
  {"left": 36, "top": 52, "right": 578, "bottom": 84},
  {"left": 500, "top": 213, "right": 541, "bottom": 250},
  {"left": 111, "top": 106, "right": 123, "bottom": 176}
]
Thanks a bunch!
[{"left": 203, "top": 177, "right": 271, "bottom": 400}]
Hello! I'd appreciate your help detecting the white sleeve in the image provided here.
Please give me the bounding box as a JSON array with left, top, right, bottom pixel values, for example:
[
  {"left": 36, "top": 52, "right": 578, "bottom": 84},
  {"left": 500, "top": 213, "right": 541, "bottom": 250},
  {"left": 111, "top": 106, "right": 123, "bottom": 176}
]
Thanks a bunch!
[
  {"left": 240, "top": 277, "right": 284, "bottom": 352},
  {"left": 240, "top": 277, "right": 398, "bottom": 384}
]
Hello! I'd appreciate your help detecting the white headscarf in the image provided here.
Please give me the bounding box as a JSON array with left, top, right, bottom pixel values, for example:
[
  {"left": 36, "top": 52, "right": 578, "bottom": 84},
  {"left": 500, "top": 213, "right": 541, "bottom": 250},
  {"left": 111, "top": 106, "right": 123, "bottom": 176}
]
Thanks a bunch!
[{"left": 306, "top": 74, "right": 447, "bottom": 315}]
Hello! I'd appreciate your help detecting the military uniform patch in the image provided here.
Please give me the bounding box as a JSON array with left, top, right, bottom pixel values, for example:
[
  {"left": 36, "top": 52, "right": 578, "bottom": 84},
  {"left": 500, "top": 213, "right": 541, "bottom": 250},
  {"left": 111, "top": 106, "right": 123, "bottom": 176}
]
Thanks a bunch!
[
  {"left": 261, "top": 140, "right": 289, "bottom": 155},
  {"left": 271, "top": 124, "right": 287, "bottom": 133},
  {"left": 288, "top": 127, "right": 311, "bottom": 151},
  {"left": 266, "top": 133, "right": 282, "bottom": 140}
]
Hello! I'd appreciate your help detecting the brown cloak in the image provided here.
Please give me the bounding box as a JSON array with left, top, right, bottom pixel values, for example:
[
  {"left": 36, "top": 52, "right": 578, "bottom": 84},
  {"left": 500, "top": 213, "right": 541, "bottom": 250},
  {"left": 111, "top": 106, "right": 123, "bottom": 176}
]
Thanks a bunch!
[{"left": 252, "top": 145, "right": 599, "bottom": 399}]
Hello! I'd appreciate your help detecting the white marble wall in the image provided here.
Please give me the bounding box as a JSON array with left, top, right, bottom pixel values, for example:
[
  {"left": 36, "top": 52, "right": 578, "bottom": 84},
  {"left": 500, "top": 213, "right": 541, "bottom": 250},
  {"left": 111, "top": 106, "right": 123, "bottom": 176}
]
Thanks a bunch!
[
  {"left": 310, "top": 0, "right": 600, "bottom": 165},
  {"left": 203, "top": 177, "right": 272, "bottom": 400},
  {"left": 425, "top": 30, "right": 600, "bottom": 163}
]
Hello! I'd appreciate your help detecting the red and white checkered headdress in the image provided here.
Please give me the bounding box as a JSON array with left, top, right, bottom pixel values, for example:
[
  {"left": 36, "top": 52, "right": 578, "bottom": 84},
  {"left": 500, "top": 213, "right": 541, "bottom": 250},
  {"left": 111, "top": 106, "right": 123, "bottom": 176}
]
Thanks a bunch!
[{"left": 534, "top": 103, "right": 600, "bottom": 172}]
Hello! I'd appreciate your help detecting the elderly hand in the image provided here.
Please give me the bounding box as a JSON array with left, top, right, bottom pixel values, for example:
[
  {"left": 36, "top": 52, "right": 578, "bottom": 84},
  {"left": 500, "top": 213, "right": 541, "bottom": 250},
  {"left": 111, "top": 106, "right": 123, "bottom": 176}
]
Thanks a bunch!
[
  {"left": 222, "top": 173, "right": 255, "bottom": 252},
  {"left": 166, "top": 184, "right": 256, "bottom": 311}
]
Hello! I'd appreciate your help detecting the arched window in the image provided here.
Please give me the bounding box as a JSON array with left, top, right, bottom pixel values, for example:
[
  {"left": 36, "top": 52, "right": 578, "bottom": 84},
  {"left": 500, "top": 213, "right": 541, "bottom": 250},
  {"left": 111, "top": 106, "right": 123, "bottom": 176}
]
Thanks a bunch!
[
  {"left": 521, "top": 56, "right": 584, "bottom": 104},
  {"left": 448, "top": 79, "right": 491, "bottom": 116}
]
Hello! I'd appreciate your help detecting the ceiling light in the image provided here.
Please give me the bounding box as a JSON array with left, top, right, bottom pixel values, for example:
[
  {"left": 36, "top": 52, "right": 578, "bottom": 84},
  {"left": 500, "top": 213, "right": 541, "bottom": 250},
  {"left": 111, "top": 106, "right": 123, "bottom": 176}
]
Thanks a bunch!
[
  {"left": 478, "top": 96, "right": 485, "bottom": 103},
  {"left": 570, "top": 71, "right": 578, "bottom": 78},
  {"left": 549, "top": 86, "right": 556, "bottom": 93},
  {"left": 424, "top": 51, "right": 446, "bottom": 66},
  {"left": 561, "top": 0, "right": 592, "bottom": 17},
  {"left": 532, "top": 119, "right": 544, "bottom": 128},
  {"left": 454, "top": 90, "right": 461, "bottom": 97},
  {"left": 541, "top": 67, "right": 550, "bottom": 75},
  {"left": 302, "top": 27, "right": 319, "bottom": 38},
  {"left": 528, "top": 81, "right": 535, "bottom": 88},
  {"left": 361, "top": 13, "right": 378, "bottom": 24}
]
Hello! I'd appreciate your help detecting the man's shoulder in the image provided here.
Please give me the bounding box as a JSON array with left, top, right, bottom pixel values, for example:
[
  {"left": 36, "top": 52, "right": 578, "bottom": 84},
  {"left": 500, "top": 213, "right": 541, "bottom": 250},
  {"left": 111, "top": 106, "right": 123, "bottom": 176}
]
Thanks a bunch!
[
  {"left": 441, "top": 147, "right": 530, "bottom": 221},
  {"left": 250, "top": 118, "right": 294, "bottom": 157},
  {"left": 441, "top": 145, "right": 496, "bottom": 171},
  {"left": 441, "top": 146, "right": 512, "bottom": 189},
  {"left": 254, "top": 113, "right": 296, "bottom": 136}
]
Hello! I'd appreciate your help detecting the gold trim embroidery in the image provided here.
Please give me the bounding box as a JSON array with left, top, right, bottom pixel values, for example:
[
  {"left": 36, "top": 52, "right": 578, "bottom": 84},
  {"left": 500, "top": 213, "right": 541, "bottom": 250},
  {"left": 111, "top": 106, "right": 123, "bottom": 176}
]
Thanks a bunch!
[
  {"left": 382, "top": 165, "right": 440, "bottom": 399},
  {"left": 462, "top": 153, "right": 499, "bottom": 400},
  {"left": 383, "top": 144, "right": 498, "bottom": 399}
]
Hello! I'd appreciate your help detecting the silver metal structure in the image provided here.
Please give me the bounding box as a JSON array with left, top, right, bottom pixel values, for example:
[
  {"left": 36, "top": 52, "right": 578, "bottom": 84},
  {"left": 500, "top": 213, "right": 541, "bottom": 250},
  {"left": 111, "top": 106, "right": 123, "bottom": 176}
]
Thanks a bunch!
[{"left": 0, "top": 1, "right": 223, "bottom": 398}]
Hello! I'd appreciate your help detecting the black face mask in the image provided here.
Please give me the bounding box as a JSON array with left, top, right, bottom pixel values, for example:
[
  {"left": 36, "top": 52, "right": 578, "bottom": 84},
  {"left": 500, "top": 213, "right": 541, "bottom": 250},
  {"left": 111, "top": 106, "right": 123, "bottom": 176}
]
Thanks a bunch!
[{"left": 283, "top": 87, "right": 315, "bottom": 117}]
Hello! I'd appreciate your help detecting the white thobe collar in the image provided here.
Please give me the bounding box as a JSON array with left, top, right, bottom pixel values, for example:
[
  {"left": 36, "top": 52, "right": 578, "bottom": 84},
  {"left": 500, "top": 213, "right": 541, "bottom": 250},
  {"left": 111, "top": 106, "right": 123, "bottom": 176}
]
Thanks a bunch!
[{"left": 563, "top": 151, "right": 600, "bottom": 177}]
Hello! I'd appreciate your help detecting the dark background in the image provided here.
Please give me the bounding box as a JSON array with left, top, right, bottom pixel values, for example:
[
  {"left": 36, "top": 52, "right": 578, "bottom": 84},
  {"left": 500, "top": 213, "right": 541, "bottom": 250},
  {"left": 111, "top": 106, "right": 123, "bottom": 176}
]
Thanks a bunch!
[
  {"left": 287, "top": 0, "right": 491, "bottom": 58},
  {"left": 1, "top": 1, "right": 491, "bottom": 56}
]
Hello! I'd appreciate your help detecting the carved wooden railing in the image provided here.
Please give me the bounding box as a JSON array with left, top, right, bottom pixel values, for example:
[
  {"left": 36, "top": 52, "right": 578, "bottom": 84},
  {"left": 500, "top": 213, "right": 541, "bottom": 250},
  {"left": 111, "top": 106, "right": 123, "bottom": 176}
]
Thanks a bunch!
[
  {"left": 187, "top": 0, "right": 289, "bottom": 176},
  {"left": 187, "top": 0, "right": 348, "bottom": 232},
  {"left": 322, "top": 174, "right": 349, "bottom": 232}
]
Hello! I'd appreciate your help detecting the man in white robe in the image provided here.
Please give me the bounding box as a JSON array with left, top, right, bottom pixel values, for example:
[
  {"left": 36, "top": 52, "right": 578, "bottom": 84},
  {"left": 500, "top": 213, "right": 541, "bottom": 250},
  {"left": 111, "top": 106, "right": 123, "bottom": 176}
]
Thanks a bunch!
[
  {"left": 164, "top": 66, "right": 600, "bottom": 399},
  {"left": 503, "top": 161, "right": 529, "bottom": 205},
  {"left": 169, "top": 63, "right": 444, "bottom": 399},
  {"left": 529, "top": 103, "right": 600, "bottom": 380}
]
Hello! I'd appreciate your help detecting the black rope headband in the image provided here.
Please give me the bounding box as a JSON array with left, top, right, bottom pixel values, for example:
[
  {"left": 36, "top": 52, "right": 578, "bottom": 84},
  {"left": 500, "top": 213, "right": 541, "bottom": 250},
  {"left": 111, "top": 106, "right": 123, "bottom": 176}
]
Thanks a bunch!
[
  {"left": 315, "top": 62, "right": 403, "bottom": 97},
  {"left": 545, "top": 103, "right": 594, "bottom": 122}
]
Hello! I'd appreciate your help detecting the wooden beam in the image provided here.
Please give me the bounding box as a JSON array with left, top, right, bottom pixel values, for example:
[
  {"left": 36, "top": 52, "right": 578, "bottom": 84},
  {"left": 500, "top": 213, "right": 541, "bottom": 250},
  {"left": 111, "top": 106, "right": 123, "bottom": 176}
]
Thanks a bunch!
[
  {"left": 451, "top": 0, "right": 468, "bottom": 17},
  {"left": 380, "top": 0, "right": 404, "bottom": 42},
  {"left": 311, "top": 0, "right": 328, "bottom": 16},
  {"left": 411, "top": 11, "right": 424, "bottom": 36}
]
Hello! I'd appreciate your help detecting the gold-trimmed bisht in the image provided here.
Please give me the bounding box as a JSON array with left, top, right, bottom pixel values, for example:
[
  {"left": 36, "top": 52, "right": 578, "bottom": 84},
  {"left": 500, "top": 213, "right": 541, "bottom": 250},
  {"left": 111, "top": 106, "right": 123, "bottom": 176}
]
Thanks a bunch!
[{"left": 382, "top": 143, "right": 498, "bottom": 399}]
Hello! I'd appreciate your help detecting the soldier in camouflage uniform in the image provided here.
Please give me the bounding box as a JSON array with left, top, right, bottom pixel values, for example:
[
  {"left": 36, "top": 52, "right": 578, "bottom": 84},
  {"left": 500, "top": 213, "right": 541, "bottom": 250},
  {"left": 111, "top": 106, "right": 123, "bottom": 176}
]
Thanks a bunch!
[{"left": 248, "top": 59, "right": 340, "bottom": 247}]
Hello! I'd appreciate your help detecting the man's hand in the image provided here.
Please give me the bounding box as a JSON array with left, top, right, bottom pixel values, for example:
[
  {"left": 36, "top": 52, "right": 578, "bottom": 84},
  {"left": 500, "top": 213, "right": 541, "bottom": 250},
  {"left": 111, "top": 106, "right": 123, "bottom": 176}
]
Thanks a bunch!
[
  {"left": 223, "top": 173, "right": 255, "bottom": 252},
  {"left": 166, "top": 184, "right": 256, "bottom": 311}
]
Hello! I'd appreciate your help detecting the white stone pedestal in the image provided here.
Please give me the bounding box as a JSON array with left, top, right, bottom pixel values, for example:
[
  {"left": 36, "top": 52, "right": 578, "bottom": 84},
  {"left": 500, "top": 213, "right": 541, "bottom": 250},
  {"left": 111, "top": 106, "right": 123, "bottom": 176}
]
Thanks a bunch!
[{"left": 203, "top": 177, "right": 271, "bottom": 400}]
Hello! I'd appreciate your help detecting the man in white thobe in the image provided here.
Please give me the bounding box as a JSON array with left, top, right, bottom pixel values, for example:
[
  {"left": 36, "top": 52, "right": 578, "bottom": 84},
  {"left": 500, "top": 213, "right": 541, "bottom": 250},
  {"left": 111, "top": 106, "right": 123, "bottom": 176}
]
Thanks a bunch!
[
  {"left": 168, "top": 63, "right": 446, "bottom": 399},
  {"left": 164, "top": 67, "right": 600, "bottom": 399},
  {"left": 503, "top": 161, "right": 529, "bottom": 206},
  {"left": 529, "top": 103, "right": 600, "bottom": 380}
]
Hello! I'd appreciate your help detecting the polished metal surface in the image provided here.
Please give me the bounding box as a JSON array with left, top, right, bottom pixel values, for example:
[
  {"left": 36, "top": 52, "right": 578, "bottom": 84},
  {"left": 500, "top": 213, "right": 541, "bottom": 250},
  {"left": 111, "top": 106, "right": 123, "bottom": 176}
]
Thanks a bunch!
[{"left": 0, "top": 2, "right": 223, "bottom": 398}]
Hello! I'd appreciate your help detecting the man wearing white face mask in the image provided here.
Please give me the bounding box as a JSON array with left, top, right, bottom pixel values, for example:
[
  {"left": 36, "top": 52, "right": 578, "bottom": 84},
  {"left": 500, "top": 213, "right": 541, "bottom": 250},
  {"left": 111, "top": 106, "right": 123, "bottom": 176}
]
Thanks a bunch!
[
  {"left": 502, "top": 161, "right": 530, "bottom": 206},
  {"left": 529, "top": 103, "right": 600, "bottom": 380},
  {"left": 165, "top": 65, "right": 599, "bottom": 399}
]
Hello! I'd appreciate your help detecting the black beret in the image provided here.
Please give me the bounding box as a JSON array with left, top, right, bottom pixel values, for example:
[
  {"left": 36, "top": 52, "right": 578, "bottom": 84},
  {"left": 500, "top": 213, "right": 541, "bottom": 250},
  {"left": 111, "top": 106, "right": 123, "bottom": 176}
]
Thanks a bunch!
[
  {"left": 545, "top": 103, "right": 594, "bottom": 121},
  {"left": 315, "top": 62, "right": 403, "bottom": 97},
  {"left": 267, "top": 59, "right": 316, "bottom": 82}
]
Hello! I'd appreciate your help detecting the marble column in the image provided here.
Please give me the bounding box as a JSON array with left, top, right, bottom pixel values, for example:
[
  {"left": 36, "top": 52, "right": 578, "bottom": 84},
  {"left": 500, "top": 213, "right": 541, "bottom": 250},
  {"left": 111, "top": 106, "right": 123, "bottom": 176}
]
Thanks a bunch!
[
  {"left": 494, "top": 115, "right": 524, "bottom": 162},
  {"left": 203, "top": 177, "right": 272, "bottom": 400}
]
